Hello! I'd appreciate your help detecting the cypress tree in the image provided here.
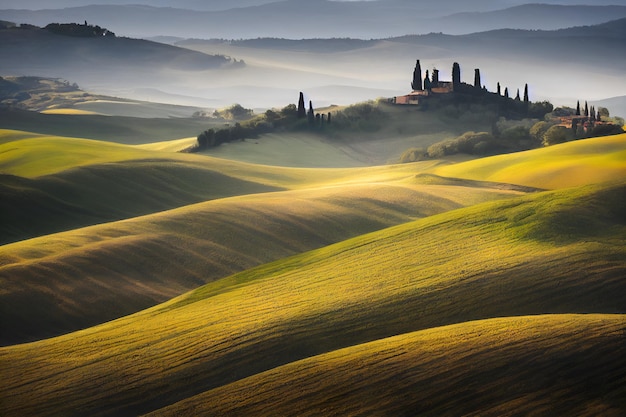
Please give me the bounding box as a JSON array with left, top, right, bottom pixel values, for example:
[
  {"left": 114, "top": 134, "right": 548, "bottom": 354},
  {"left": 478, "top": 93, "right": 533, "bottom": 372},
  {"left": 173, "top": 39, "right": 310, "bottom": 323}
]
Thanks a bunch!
[
  {"left": 504, "top": 87, "right": 509, "bottom": 99},
  {"left": 575, "top": 100, "right": 581, "bottom": 116},
  {"left": 411, "top": 60, "right": 422, "bottom": 91},
  {"left": 424, "top": 70, "right": 431, "bottom": 90},
  {"left": 297, "top": 92, "right": 306, "bottom": 119},
  {"left": 515, "top": 89, "right": 521, "bottom": 101},
  {"left": 308, "top": 100, "right": 315, "bottom": 125},
  {"left": 523, "top": 83, "right": 529, "bottom": 103},
  {"left": 327, "top": 112, "right": 332, "bottom": 124},
  {"left": 497, "top": 82, "right": 501, "bottom": 96},
  {"left": 584, "top": 101, "right": 589, "bottom": 117},
  {"left": 474, "top": 68, "right": 481, "bottom": 89},
  {"left": 452, "top": 62, "right": 461, "bottom": 91}
]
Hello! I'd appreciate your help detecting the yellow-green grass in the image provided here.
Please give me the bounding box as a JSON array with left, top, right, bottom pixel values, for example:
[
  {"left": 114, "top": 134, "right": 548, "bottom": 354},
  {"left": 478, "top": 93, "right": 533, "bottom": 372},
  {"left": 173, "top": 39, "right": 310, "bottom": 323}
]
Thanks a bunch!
[
  {"left": 0, "top": 130, "right": 480, "bottom": 245},
  {"left": 40, "top": 108, "right": 101, "bottom": 115},
  {"left": 433, "top": 133, "right": 626, "bottom": 189},
  {"left": 135, "top": 137, "right": 197, "bottom": 152},
  {"left": 147, "top": 314, "right": 626, "bottom": 417},
  {"left": 0, "top": 181, "right": 521, "bottom": 344},
  {"left": 0, "top": 129, "right": 439, "bottom": 187},
  {"left": 0, "top": 160, "right": 283, "bottom": 244},
  {"left": 203, "top": 132, "right": 368, "bottom": 168},
  {"left": 1, "top": 181, "right": 624, "bottom": 416},
  {"left": 0, "top": 108, "right": 216, "bottom": 144}
]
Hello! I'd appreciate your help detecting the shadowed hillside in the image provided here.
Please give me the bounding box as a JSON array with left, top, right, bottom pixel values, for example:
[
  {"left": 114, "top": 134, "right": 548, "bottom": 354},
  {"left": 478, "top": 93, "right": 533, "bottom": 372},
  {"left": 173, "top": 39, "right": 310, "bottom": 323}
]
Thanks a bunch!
[
  {"left": 0, "top": 180, "right": 624, "bottom": 415},
  {"left": 0, "top": 164, "right": 283, "bottom": 244}
]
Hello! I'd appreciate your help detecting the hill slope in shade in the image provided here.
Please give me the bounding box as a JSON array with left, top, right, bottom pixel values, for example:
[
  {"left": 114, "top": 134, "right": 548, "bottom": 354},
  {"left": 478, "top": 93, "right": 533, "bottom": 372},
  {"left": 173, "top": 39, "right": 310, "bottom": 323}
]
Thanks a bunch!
[
  {"left": 0, "top": 109, "right": 215, "bottom": 144},
  {"left": 0, "top": 162, "right": 283, "bottom": 244},
  {"left": 434, "top": 133, "right": 626, "bottom": 189},
  {"left": 1, "top": 180, "right": 624, "bottom": 415},
  {"left": 147, "top": 314, "right": 626, "bottom": 417}
]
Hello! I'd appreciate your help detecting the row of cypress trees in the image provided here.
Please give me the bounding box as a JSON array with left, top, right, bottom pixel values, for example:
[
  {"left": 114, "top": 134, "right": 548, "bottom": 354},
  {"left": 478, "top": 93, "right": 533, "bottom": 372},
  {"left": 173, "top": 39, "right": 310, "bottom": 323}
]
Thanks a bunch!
[
  {"left": 411, "top": 59, "right": 530, "bottom": 103},
  {"left": 297, "top": 91, "right": 331, "bottom": 125}
]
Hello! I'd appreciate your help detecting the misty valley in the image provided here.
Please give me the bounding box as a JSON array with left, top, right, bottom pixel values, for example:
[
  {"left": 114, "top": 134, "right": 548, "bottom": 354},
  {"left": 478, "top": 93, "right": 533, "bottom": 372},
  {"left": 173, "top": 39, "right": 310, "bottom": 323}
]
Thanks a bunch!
[{"left": 1, "top": 1, "right": 625, "bottom": 416}]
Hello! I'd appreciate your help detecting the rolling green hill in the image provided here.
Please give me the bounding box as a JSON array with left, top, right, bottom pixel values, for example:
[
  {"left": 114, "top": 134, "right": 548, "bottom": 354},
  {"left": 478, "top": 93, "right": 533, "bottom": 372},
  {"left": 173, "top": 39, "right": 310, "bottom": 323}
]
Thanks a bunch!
[
  {"left": 434, "top": 133, "right": 626, "bottom": 189},
  {"left": 1, "top": 179, "right": 624, "bottom": 416},
  {"left": 0, "top": 129, "right": 464, "bottom": 243},
  {"left": 0, "top": 173, "right": 523, "bottom": 345},
  {"left": 147, "top": 314, "right": 626, "bottom": 417},
  {"left": 0, "top": 109, "right": 214, "bottom": 144},
  {"left": 0, "top": 162, "right": 283, "bottom": 244}
]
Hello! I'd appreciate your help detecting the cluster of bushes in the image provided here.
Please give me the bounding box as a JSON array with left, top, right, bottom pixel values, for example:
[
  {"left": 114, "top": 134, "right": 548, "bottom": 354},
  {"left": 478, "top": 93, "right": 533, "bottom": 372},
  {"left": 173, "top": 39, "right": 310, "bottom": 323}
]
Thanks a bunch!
[
  {"left": 211, "top": 103, "right": 254, "bottom": 120},
  {"left": 193, "top": 103, "right": 302, "bottom": 150},
  {"left": 45, "top": 22, "right": 115, "bottom": 37},
  {"left": 193, "top": 97, "right": 390, "bottom": 151},
  {"left": 426, "top": 131, "right": 499, "bottom": 158},
  {"left": 400, "top": 107, "right": 624, "bottom": 163}
]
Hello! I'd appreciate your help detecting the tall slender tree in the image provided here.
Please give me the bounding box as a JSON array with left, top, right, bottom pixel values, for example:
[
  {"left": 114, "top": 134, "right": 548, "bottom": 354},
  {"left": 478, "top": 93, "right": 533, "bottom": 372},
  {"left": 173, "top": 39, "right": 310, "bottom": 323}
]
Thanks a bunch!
[
  {"left": 523, "top": 83, "right": 529, "bottom": 103},
  {"left": 308, "top": 100, "right": 315, "bottom": 125},
  {"left": 584, "top": 101, "right": 589, "bottom": 117},
  {"left": 515, "top": 88, "right": 521, "bottom": 101},
  {"left": 576, "top": 100, "right": 581, "bottom": 116},
  {"left": 497, "top": 82, "right": 501, "bottom": 96},
  {"left": 411, "top": 60, "right": 422, "bottom": 91},
  {"left": 452, "top": 62, "right": 461, "bottom": 91},
  {"left": 424, "top": 70, "right": 431, "bottom": 90},
  {"left": 432, "top": 69, "right": 439, "bottom": 86},
  {"left": 474, "top": 68, "right": 481, "bottom": 89},
  {"left": 297, "top": 92, "right": 306, "bottom": 119},
  {"left": 504, "top": 87, "right": 509, "bottom": 99}
]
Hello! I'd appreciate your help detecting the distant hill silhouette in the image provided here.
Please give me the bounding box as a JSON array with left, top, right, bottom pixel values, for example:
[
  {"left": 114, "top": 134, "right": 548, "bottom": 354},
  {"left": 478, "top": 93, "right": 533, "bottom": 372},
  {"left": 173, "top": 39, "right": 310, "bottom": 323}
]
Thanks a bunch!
[{"left": 1, "top": 3, "right": 626, "bottom": 38}]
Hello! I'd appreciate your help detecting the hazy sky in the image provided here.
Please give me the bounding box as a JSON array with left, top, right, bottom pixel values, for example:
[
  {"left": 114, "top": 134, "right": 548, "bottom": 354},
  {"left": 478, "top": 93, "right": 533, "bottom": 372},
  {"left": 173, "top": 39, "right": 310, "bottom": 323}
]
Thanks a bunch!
[{"left": 3, "top": 0, "right": 626, "bottom": 10}]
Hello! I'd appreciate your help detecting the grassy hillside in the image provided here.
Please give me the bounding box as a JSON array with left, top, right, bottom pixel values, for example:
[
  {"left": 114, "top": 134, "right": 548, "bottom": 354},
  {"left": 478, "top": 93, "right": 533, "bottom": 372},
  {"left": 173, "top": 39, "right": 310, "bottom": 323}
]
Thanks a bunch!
[
  {"left": 1, "top": 180, "right": 624, "bottom": 415},
  {"left": 0, "top": 179, "right": 521, "bottom": 345},
  {"left": 434, "top": 133, "right": 626, "bottom": 189},
  {"left": 0, "top": 109, "right": 216, "bottom": 144},
  {"left": 0, "top": 129, "right": 464, "bottom": 243},
  {"left": 148, "top": 314, "right": 626, "bottom": 417},
  {"left": 0, "top": 161, "right": 284, "bottom": 244}
]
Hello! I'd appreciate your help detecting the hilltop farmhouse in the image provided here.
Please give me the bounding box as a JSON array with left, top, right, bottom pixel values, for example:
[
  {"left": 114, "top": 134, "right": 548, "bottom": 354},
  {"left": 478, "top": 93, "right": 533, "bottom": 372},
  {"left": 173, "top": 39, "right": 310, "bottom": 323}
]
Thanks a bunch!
[{"left": 394, "top": 60, "right": 482, "bottom": 105}]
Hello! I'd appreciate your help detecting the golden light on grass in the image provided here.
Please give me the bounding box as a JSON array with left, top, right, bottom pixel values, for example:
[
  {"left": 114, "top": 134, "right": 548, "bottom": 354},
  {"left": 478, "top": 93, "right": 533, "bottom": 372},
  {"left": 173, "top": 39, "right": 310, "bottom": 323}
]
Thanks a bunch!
[
  {"left": 40, "top": 108, "right": 102, "bottom": 115},
  {"left": 1, "top": 128, "right": 625, "bottom": 416},
  {"left": 433, "top": 133, "right": 626, "bottom": 189},
  {"left": 1, "top": 180, "right": 624, "bottom": 416}
]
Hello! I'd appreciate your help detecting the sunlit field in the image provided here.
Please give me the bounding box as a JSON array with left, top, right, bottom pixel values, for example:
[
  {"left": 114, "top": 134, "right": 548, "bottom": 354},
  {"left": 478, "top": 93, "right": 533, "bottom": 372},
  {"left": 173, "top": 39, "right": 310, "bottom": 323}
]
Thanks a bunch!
[
  {"left": 2, "top": 7, "right": 626, "bottom": 415},
  {"left": 1, "top": 129, "right": 527, "bottom": 344},
  {"left": 434, "top": 133, "right": 626, "bottom": 189},
  {"left": 1, "top": 179, "right": 624, "bottom": 416},
  {"left": 1, "top": 123, "right": 625, "bottom": 416},
  {"left": 149, "top": 314, "right": 626, "bottom": 417},
  {"left": 40, "top": 108, "right": 101, "bottom": 115}
]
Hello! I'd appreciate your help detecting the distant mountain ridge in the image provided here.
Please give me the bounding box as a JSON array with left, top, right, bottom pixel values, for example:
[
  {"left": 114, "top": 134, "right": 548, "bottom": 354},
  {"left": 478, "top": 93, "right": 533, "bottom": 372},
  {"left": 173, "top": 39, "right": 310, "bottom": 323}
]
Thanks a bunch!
[
  {"left": 2, "top": 3, "right": 626, "bottom": 38},
  {"left": 0, "top": 24, "right": 238, "bottom": 80}
]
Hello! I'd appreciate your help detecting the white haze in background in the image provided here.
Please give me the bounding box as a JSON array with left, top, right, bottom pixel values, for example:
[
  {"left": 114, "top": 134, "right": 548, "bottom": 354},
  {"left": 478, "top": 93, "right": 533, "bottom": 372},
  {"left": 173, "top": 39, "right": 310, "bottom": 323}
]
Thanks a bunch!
[{"left": 1, "top": 0, "right": 624, "bottom": 115}]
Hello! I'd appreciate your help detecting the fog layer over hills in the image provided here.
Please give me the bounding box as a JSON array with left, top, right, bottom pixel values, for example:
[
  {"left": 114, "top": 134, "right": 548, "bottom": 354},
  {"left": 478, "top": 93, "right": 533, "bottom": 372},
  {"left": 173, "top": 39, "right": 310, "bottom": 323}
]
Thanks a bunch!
[{"left": 2, "top": 17, "right": 624, "bottom": 114}]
